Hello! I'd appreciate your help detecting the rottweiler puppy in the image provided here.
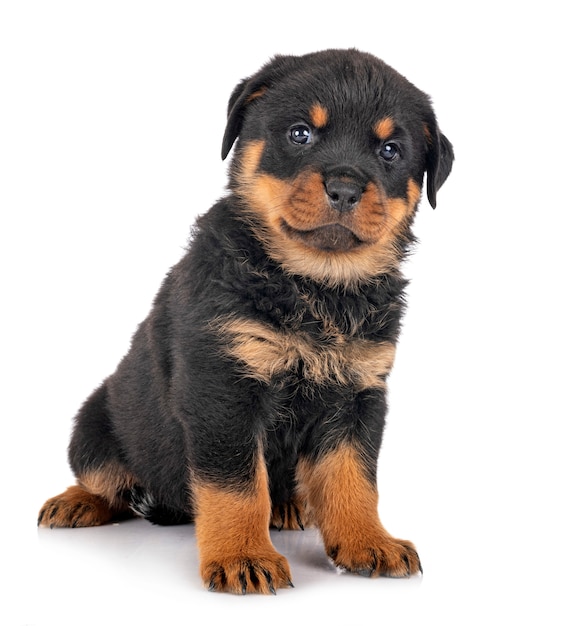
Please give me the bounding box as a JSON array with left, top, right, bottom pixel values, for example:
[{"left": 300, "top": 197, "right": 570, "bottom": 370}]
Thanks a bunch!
[{"left": 38, "top": 48, "right": 453, "bottom": 594}]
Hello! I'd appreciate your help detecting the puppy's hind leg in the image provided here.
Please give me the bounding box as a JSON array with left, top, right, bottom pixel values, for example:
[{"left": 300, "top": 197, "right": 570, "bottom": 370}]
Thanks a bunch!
[
  {"left": 38, "top": 482, "right": 126, "bottom": 528},
  {"left": 38, "top": 383, "right": 136, "bottom": 528}
]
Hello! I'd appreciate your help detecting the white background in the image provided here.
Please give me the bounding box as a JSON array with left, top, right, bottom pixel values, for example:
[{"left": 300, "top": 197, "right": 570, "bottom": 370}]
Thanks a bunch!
[{"left": 1, "top": 1, "right": 576, "bottom": 624}]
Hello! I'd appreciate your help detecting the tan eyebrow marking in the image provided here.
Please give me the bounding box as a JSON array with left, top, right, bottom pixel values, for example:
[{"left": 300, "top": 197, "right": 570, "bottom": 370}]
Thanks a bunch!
[
  {"left": 310, "top": 102, "right": 329, "bottom": 128},
  {"left": 374, "top": 117, "right": 395, "bottom": 140}
]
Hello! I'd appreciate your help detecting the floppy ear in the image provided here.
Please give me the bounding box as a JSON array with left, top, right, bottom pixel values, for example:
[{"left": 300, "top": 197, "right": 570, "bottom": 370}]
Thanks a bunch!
[
  {"left": 221, "top": 55, "right": 299, "bottom": 160},
  {"left": 425, "top": 126, "right": 454, "bottom": 209},
  {"left": 220, "top": 78, "right": 257, "bottom": 160}
]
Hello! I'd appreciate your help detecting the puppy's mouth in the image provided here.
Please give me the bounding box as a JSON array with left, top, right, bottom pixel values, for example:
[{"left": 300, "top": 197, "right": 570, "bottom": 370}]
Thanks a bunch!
[{"left": 281, "top": 221, "right": 364, "bottom": 252}]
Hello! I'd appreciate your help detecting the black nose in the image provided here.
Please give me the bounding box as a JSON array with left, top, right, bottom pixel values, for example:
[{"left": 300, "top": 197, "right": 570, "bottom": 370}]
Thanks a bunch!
[{"left": 325, "top": 178, "right": 363, "bottom": 212}]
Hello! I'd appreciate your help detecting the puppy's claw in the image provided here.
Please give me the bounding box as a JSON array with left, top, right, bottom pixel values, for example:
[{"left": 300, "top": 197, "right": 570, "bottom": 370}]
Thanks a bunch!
[
  {"left": 402, "top": 555, "right": 411, "bottom": 577},
  {"left": 295, "top": 509, "right": 305, "bottom": 531},
  {"left": 277, "top": 504, "right": 286, "bottom": 530},
  {"left": 357, "top": 568, "right": 374, "bottom": 578},
  {"left": 208, "top": 568, "right": 225, "bottom": 592},
  {"left": 263, "top": 569, "right": 276, "bottom": 595}
]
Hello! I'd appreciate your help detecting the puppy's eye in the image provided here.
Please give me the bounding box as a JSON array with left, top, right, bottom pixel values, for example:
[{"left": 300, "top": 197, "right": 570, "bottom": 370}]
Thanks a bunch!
[
  {"left": 289, "top": 124, "right": 313, "bottom": 145},
  {"left": 380, "top": 142, "right": 400, "bottom": 161}
]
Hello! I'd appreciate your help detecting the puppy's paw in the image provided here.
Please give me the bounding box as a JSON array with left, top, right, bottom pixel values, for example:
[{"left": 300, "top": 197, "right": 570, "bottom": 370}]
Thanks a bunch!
[
  {"left": 328, "top": 534, "right": 422, "bottom": 578},
  {"left": 38, "top": 486, "right": 115, "bottom": 528},
  {"left": 201, "top": 550, "right": 293, "bottom": 594},
  {"left": 270, "top": 498, "right": 310, "bottom": 531}
]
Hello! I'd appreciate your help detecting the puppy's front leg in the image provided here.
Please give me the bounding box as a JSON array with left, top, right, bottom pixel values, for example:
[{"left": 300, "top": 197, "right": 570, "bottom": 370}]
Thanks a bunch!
[
  {"left": 297, "top": 443, "right": 422, "bottom": 578},
  {"left": 192, "top": 449, "right": 292, "bottom": 594}
]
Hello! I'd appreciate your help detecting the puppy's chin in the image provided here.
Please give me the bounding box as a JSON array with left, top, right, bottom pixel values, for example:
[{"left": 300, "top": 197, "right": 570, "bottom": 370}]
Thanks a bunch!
[{"left": 280, "top": 221, "right": 364, "bottom": 252}]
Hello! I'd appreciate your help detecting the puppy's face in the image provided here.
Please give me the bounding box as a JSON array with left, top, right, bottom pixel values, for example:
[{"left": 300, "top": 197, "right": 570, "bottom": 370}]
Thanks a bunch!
[{"left": 222, "top": 50, "right": 453, "bottom": 287}]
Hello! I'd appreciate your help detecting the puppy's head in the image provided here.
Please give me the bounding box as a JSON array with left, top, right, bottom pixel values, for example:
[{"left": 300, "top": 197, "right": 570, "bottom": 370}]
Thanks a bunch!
[{"left": 222, "top": 49, "right": 453, "bottom": 287}]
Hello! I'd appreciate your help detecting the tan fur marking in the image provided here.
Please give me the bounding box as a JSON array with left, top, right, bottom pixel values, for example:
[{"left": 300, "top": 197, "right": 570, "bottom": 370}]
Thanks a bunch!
[
  {"left": 297, "top": 445, "right": 382, "bottom": 538},
  {"left": 193, "top": 453, "right": 292, "bottom": 593},
  {"left": 383, "top": 178, "right": 422, "bottom": 232},
  {"left": 406, "top": 177, "right": 422, "bottom": 207},
  {"left": 79, "top": 462, "right": 137, "bottom": 510},
  {"left": 38, "top": 485, "right": 120, "bottom": 528},
  {"left": 214, "top": 317, "right": 395, "bottom": 389},
  {"left": 239, "top": 140, "right": 266, "bottom": 179},
  {"left": 423, "top": 123, "right": 433, "bottom": 144},
  {"left": 38, "top": 462, "right": 136, "bottom": 528},
  {"left": 296, "top": 444, "right": 421, "bottom": 577},
  {"left": 284, "top": 171, "right": 329, "bottom": 230},
  {"left": 310, "top": 102, "right": 329, "bottom": 128},
  {"left": 246, "top": 86, "right": 267, "bottom": 103},
  {"left": 374, "top": 117, "right": 395, "bottom": 140},
  {"left": 234, "top": 140, "right": 423, "bottom": 288}
]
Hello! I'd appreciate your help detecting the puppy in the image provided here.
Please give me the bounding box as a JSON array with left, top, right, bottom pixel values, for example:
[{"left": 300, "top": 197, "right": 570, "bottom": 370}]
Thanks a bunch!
[{"left": 38, "top": 48, "right": 453, "bottom": 594}]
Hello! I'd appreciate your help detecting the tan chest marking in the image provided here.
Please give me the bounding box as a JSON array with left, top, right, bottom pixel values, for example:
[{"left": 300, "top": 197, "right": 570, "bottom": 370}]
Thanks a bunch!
[{"left": 214, "top": 317, "right": 395, "bottom": 390}]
